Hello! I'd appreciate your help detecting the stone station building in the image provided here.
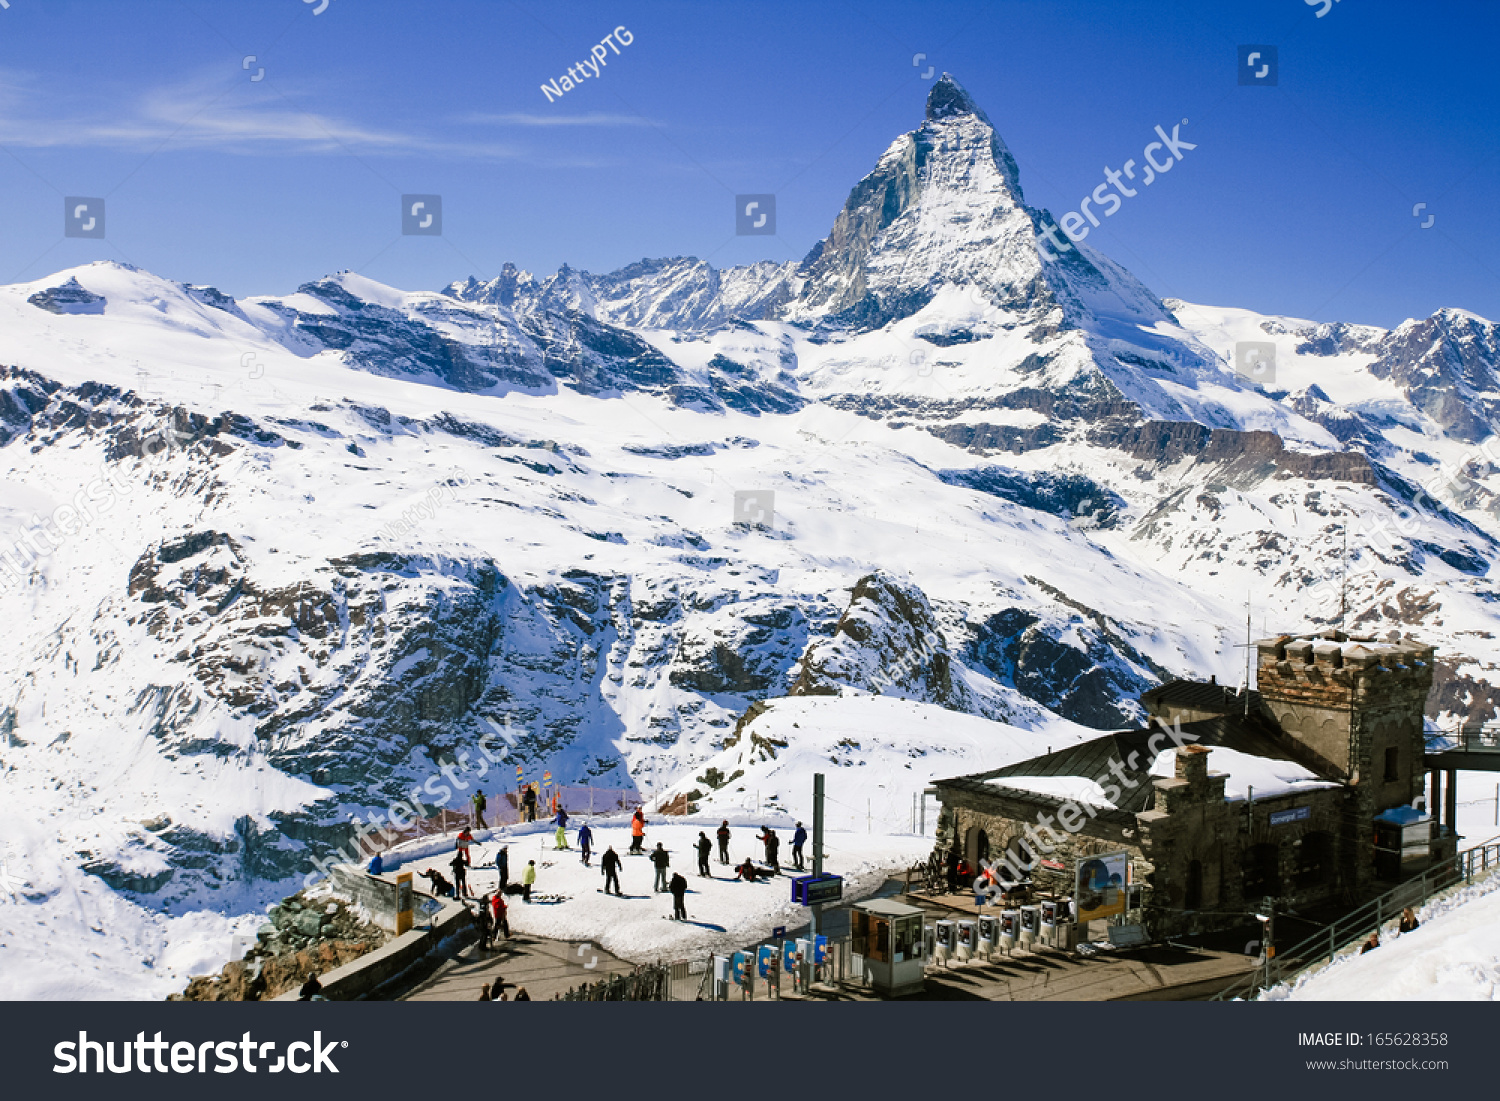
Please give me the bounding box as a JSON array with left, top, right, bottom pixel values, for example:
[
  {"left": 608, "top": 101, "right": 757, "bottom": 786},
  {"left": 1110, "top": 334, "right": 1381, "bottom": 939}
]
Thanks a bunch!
[{"left": 929, "top": 632, "right": 1455, "bottom": 937}]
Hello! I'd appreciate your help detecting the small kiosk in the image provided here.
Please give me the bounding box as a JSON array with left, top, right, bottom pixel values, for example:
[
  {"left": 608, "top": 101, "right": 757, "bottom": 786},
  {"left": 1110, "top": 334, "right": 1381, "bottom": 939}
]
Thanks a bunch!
[{"left": 850, "top": 898, "right": 927, "bottom": 997}]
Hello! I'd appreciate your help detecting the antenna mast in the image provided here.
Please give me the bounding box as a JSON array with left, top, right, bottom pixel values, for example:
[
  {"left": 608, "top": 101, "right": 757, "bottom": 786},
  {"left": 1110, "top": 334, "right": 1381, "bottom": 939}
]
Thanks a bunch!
[
  {"left": 1337, "top": 522, "right": 1349, "bottom": 634},
  {"left": 1244, "top": 595, "right": 1252, "bottom": 718}
]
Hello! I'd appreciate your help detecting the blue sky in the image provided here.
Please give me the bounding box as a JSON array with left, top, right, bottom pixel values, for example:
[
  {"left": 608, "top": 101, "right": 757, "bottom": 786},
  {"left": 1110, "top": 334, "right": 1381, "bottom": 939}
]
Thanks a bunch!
[{"left": 0, "top": 0, "right": 1493, "bottom": 327}]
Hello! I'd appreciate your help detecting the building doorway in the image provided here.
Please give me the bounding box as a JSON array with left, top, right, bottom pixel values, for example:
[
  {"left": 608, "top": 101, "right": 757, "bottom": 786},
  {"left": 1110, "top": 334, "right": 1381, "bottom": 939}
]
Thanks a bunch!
[
  {"left": 1244, "top": 842, "right": 1281, "bottom": 901},
  {"left": 1295, "top": 831, "right": 1335, "bottom": 892},
  {"left": 1184, "top": 860, "right": 1204, "bottom": 910}
]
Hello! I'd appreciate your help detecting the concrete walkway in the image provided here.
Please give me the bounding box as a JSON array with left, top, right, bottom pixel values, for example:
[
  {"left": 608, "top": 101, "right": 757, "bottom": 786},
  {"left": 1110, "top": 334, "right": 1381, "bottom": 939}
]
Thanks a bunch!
[
  {"left": 745, "top": 943, "right": 1254, "bottom": 1003},
  {"left": 397, "top": 931, "right": 636, "bottom": 1002}
]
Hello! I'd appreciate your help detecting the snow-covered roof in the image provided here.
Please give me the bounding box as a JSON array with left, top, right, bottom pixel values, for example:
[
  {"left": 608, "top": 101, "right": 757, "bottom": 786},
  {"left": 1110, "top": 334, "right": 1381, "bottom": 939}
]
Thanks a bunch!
[
  {"left": 1148, "top": 744, "right": 1336, "bottom": 802},
  {"left": 986, "top": 774, "right": 1118, "bottom": 809}
]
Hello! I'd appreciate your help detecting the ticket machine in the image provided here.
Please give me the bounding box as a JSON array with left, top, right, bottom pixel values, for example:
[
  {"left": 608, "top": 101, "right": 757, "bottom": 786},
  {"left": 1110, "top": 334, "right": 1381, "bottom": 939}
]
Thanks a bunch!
[
  {"left": 999, "top": 909, "right": 1018, "bottom": 954},
  {"left": 976, "top": 914, "right": 999, "bottom": 960},
  {"left": 934, "top": 919, "right": 955, "bottom": 964},
  {"left": 956, "top": 919, "right": 976, "bottom": 962},
  {"left": 1019, "top": 905, "right": 1040, "bottom": 948}
]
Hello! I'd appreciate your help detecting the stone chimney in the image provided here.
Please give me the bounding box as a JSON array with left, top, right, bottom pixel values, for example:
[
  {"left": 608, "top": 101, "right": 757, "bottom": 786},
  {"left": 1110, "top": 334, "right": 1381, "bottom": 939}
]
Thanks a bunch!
[{"left": 1176, "top": 743, "right": 1211, "bottom": 784}]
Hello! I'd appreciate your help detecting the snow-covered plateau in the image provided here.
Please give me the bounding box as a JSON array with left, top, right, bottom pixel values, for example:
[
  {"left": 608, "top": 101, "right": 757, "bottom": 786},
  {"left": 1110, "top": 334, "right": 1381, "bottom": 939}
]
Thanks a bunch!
[{"left": 3, "top": 75, "right": 1499, "bottom": 998}]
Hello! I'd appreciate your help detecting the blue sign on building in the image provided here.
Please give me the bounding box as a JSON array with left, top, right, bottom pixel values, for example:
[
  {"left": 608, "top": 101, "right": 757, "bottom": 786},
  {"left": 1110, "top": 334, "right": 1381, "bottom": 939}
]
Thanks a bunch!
[{"left": 1269, "top": 806, "right": 1311, "bottom": 827}]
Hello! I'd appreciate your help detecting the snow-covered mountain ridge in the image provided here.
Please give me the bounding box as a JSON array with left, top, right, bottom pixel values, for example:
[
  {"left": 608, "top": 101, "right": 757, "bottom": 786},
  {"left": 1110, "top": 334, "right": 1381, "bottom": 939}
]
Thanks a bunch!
[{"left": 1, "top": 75, "right": 1498, "bottom": 997}]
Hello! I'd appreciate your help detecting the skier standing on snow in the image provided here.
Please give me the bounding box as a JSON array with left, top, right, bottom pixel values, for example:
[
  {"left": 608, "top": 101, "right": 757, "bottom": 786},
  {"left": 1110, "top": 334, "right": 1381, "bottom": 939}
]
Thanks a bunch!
[
  {"left": 471, "top": 790, "right": 487, "bottom": 829},
  {"left": 792, "top": 822, "right": 807, "bottom": 871},
  {"left": 491, "top": 891, "right": 510, "bottom": 938},
  {"left": 630, "top": 808, "right": 647, "bottom": 854},
  {"left": 456, "top": 827, "right": 474, "bottom": 866},
  {"left": 555, "top": 806, "right": 569, "bottom": 831},
  {"left": 757, "top": 827, "right": 780, "bottom": 874},
  {"left": 578, "top": 822, "right": 594, "bottom": 866},
  {"left": 651, "top": 842, "right": 671, "bottom": 893},
  {"left": 451, "top": 852, "right": 470, "bottom": 898},
  {"left": 495, "top": 845, "right": 509, "bottom": 892},
  {"left": 669, "top": 872, "right": 688, "bottom": 920},
  {"left": 602, "top": 846, "right": 622, "bottom": 896},
  {"left": 695, "top": 832, "right": 713, "bottom": 877},
  {"left": 522, "top": 859, "right": 537, "bottom": 903},
  {"left": 522, "top": 784, "right": 538, "bottom": 823},
  {"left": 716, "top": 820, "right": 731, "bottom": 865}
]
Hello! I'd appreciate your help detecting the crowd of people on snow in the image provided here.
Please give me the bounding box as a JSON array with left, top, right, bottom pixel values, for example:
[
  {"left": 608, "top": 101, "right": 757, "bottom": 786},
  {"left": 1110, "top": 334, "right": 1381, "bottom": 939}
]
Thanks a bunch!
[
  {"left": 317, "top": 797, "right": 829, "bottom": 1001},
  {"left": 369, "top": 802, "right": 814, "bottom": 929}
]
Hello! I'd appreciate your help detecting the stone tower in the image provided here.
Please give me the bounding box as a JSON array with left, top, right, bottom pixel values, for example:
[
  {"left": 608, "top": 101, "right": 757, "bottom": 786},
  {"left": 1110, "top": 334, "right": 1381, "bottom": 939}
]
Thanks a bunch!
[{"left": 1254, "top": 631, "right": 1435, "bottom": 889}]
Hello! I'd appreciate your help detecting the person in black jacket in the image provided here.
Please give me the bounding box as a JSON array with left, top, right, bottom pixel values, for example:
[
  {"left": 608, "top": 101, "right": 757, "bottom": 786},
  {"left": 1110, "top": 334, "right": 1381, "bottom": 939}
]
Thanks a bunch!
[
  {"left": 495, "top": 845, "right": 510, "bottom": 892},
  {"left": 474, "top": 897, "right": 493, "bottom": 950},
  {"left": 669, "top": 872, "right": 689, "bottom": 920},
  {"left": 757, "top": 827, "right": 779, "bottom": 874},
  {"left": 791, "top": 822, "right": 807, "bottom": 871},
  {"left": 1399, "top": 907, "right": 1420, "bottom": 934},
  {"left": 716, "top": 820, "right": 731, "bottom": 865},
  {"left": 601, "top": 846, "right": 622, "bottom": 895},
  {"left": 695, "top": 832, "right": 713, "bottom": 877},
  {"left": 450, "top": 852, "right": 470, "bottom": 898},
  {"left": 298, "top": 973, "right": 323, "bottom": 1001},
  {"left": 420, "top": 868, "right": 454, "bottom": 898},
  {"left": 651, "top": 843, "right": 671, "bottom": 893}
]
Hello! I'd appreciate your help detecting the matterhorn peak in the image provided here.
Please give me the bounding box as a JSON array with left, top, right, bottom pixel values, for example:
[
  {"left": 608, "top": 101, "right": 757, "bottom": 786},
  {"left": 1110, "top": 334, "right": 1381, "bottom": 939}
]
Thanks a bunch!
[{"left": 925, "top": 73, "right": 988, "bottom": 124}]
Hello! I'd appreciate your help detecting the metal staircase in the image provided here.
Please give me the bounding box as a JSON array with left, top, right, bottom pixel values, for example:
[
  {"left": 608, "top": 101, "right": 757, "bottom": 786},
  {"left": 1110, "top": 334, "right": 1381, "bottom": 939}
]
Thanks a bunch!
[{"left": 1212, "top": 835, "right": 1500, "bottom": 1001}]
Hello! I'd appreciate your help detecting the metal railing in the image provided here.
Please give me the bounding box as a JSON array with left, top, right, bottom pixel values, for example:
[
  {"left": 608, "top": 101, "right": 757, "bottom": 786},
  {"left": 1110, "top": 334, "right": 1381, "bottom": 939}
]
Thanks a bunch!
[
  {"left": 1427, "top": 720, "right": 1500, "bottom": 756},
  {"left": 1213, "top": 836, "right": 1500, "bottom": 1001}
]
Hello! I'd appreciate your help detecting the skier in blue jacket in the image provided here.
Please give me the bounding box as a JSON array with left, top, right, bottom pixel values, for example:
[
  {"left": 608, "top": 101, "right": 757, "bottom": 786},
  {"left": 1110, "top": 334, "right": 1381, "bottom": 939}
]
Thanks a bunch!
[
  {"left": 792, "top": 822, "right": 808, "bottom": 871},
  {"left": 577, "top": 823, "right": 594, "bottom": 866}
]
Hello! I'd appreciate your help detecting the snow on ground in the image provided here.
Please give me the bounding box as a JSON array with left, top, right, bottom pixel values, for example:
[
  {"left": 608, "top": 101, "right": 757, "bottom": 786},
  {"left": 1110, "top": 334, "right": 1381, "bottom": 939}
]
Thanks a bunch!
[
  {"left": 379, "top": 816, "right": 929, "bottom": 964},
  {"left": 1267, "top": 870, "right": 1500, "bottom": 1001},
  {"left": 652, "top": 694, "right": 1098, "bottom": 835},
  {"left": 0, "top": 862, "right": 265, "bottom": 1001}
]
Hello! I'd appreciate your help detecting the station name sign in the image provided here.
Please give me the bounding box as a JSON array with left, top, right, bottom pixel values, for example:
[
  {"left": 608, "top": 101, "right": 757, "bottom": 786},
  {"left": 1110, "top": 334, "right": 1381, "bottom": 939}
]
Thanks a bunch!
[{"left": 792, "top": 873, "right": 843, "bottom": 906}]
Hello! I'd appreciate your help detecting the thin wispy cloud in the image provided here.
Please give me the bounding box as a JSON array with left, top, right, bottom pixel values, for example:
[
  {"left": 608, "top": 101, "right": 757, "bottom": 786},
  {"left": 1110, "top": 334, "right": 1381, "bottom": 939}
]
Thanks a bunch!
[
  {"left": 0, "top": 70, "right": 531, "bottom": 160},
  {"left": 459, "top": 111, "right": 659, "bottom": 128}
]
